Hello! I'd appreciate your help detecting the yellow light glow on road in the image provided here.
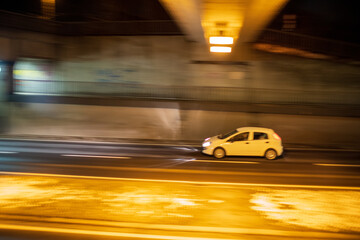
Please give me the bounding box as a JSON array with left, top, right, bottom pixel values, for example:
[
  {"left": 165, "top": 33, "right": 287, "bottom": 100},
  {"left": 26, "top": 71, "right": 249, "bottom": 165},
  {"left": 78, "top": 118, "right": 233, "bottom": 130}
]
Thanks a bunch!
[
  {"left": 209, "top": 37, "right": 234, "bottom": 45},
  {"left": 62, "top": 154, "right": 130, "bottom": 159},
  {"left": 2, "top": 171, "right": 360, "bottom": 189},
  {"left": 1, "top": 172, "right": 360, "bottom": 237},
  {"left": 251, "top": 189, "right": 360, "bottom": 232},
  {"left": 189, "top": 160, "right": 259, "bottom": 164},
  {"left": 0, "top": 224, "right": 236, "bottom": 240},
  {"left": 210, "top": 46, "right": 232, "bottom": 53},
  {"left": 314, "top": 163, "right": 360, "bottom": 167}
]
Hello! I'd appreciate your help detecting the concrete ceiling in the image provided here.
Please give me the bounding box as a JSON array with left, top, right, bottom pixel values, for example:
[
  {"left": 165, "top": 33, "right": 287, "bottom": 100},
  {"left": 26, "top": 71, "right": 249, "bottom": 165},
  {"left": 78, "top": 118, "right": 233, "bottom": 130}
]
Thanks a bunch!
[{"left": 159, "top": 0, "right": 288, "bottom": 44}]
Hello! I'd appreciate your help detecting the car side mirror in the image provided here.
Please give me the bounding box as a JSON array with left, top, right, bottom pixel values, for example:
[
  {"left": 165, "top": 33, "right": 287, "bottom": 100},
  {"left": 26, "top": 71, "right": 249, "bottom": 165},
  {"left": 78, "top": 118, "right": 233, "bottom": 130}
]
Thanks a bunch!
[{"left": 227, "top": 139, "right": 234, "bottom": 143}]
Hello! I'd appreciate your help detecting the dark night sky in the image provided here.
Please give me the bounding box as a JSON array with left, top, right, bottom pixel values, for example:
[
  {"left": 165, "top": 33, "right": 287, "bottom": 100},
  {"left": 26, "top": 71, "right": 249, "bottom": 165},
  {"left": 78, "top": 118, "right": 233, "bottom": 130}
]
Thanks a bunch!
[
  {"left": 0, "top": 0, "right": 359, "bottom": 43},
  {"left": 268, "top": 0, "right": 359, "bottom": 44}
]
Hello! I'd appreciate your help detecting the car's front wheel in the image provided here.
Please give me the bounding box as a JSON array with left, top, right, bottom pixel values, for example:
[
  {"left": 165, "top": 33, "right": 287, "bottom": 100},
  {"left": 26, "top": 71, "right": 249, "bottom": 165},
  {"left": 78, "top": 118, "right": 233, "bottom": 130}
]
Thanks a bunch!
[
  {"left": 213, "top": 148, "right": 226, "bottom": 159},
  {"left": 265, "top": 149, "right": 277, "bottom": 160}
]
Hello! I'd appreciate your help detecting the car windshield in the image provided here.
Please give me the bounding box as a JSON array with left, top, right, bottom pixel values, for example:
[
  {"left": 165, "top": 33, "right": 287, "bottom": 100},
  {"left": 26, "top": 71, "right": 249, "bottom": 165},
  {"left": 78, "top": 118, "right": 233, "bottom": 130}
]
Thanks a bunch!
[{"left": 218, "top": 129, "right": 238, "bottom": 139}]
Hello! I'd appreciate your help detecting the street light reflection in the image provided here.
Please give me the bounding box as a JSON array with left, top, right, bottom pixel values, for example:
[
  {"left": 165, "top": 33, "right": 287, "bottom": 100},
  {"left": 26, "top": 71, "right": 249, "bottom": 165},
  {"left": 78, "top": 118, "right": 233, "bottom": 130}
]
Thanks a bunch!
[
  {"left": 251, "top": 189, "right": 360, "bottom": 232},
  {"left": 1, "top": 174, "right": 360, "bottom": 237}
]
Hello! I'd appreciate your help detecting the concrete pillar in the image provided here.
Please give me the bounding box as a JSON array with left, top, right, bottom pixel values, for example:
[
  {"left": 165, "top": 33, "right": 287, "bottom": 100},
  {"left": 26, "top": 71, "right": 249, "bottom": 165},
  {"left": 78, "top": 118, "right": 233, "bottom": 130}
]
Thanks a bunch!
[
  {"left": 3, "top": 61, "right": 15, "bottom": 97},
  {"left": 41, "top": 0, "right": 56, "bottom": 20},
  {"left": 0, "top": 61, "right": 14, "bottom": 133}
]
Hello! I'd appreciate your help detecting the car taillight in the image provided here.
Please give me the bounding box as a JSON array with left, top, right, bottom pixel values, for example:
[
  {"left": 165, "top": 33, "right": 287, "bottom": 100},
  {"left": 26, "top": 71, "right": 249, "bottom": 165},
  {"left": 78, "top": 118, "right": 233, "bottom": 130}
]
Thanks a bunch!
[{"left": 273, "top": 133, "right": 281, "bottom": 141}]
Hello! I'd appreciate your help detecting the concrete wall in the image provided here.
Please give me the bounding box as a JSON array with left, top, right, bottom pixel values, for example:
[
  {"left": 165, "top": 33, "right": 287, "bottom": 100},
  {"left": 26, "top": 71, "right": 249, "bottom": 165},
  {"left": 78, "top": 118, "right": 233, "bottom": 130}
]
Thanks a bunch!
[
  {"left": 1, "top": 28, "right": 359, "bottom": 142},
  {"left": 0, "top": 28, "right": 59, "bottom": 61},
  {"left": 251, "top": 57, "right": 360, "bottom": 91},
  {"left": 56, "top": 36, "right": 189, "bottom": 86},
  {"left": 59, "top": 36, "right": 360, "bottom": 91},
  {"left": 1, "top": 31, "right": 356, "bottom": 105},
  {"left": 1, "top": 27, "right": 359, "bottom": 100},
  {"left": 56, "top": 36, "right": 360, "bottom": 93},
  {"left": 7, "top": 102, "right": 360, "bottom": 149}
]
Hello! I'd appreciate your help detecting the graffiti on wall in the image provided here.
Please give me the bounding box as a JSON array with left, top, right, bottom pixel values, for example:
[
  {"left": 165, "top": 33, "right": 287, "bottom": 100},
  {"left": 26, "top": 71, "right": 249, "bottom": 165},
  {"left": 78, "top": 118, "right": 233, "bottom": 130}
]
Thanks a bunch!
[{"left": 95, "top": 67, "right": 139, "bottom": 85}]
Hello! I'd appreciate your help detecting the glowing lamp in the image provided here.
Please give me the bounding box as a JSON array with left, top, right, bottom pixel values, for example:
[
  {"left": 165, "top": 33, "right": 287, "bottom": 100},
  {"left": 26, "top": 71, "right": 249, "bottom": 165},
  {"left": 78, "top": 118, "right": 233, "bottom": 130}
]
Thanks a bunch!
[
  {"left": 209, "top": 37, "right": 234, "bottom": 45},
  {"left": 210, "top": 46, "right": 232, "bottom": 53}
]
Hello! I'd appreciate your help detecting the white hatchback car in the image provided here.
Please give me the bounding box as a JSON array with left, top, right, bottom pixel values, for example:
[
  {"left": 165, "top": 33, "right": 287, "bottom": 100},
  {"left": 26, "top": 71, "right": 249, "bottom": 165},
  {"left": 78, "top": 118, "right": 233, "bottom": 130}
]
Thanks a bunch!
[{"left": 202, "top": 127, "right": 283, "bottom": 160}]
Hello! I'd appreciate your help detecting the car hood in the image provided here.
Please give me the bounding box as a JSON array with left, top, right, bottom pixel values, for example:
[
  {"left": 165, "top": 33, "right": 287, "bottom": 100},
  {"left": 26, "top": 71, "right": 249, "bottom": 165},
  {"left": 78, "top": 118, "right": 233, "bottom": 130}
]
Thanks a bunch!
[{"left": 205, "top": 135, "right": 224, "bottom": 143}]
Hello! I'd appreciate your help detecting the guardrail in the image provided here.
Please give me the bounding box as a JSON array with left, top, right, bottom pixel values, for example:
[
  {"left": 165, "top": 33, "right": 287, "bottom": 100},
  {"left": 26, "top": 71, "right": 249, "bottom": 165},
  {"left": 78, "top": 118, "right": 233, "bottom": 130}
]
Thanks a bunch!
[
  {"left": 13, "top": 80, "right": 360, "bottom": 105},
  {"left": 257, "top": 29, "right": 360, "bottom": 60},
  {"left": 0, "top": 10, "right": 182, "bottom": 36}
]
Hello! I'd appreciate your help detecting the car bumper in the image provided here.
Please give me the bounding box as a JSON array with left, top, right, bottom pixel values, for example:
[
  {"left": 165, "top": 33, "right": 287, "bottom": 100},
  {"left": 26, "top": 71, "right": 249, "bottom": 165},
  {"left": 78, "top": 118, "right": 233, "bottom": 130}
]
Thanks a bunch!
[
  {"left": 277, "top": 146, "right": 284, "bottom": 156},
  {"left": 202, "top": 147, "right": 213, "bottom": 155}
]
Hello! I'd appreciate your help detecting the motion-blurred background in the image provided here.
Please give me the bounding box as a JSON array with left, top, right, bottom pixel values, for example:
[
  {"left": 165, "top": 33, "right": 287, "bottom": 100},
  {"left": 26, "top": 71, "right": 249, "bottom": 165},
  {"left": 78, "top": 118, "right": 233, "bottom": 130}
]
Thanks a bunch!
[{"left": 0, "top": 0, "right": 359, "bottom": 147}]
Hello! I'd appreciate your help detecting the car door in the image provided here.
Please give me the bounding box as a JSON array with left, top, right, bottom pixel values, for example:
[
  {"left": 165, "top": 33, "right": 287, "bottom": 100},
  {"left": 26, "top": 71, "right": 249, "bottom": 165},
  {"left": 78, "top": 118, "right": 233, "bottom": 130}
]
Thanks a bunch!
[
  {"left": 222, "top": 132, "right": 251, "bottom": 156},
  {"left": 248, "top": 131, "right": 270, "bottom": 156}
]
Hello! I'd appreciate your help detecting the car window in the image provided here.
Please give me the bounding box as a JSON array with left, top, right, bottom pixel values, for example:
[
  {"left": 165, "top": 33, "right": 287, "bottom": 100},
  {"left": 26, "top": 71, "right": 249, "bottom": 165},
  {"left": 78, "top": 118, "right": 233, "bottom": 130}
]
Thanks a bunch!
[
  {"left": 219, "top": 129, "right": 238, "bottom": 139},
  {"left": 231, "top": 132, "right": 249, "bottom": 141},
  {"left": 253, "top": 132, "right": 268, "bottom": 140}
]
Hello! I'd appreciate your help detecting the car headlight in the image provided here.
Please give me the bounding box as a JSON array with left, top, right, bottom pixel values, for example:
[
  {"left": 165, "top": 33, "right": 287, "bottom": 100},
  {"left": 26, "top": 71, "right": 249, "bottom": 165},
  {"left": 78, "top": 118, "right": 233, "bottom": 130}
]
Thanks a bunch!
[{"left": 202, "top": 141, "right": 211, "bottom": 147}]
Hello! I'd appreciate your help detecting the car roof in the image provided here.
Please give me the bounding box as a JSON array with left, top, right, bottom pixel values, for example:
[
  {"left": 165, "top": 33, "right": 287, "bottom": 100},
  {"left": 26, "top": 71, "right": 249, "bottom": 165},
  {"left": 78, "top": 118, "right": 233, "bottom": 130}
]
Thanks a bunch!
[{"left": 236, "top": 127, "right": 274, "bottom": 133}]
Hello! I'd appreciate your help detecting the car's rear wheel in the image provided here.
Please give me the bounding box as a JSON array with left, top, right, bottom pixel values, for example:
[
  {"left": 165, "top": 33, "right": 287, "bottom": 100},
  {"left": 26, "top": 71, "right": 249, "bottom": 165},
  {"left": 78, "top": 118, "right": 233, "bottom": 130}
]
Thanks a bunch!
[
  {"left": 265, "top": 149, "right": 277, "bottom": 160},
  {"left": 213, "top": 148, "right": 226, "bottom": 159}
]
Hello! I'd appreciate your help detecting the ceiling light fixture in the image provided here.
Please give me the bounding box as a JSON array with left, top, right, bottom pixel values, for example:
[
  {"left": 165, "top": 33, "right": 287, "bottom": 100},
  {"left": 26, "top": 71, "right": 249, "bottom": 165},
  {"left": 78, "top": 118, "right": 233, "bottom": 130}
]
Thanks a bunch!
[
  {"left": 209, "top": 37, "right": 234, "bottom": 45},
  {"left": 210, "top": 46, "right": 232, "bottom": 53}
]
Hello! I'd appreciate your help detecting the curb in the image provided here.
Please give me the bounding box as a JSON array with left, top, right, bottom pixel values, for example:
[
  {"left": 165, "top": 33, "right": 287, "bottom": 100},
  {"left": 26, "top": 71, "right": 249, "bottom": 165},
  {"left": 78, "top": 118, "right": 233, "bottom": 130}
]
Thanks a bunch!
[
  {"left": 0, "top": 214, "right": 357, "bottom": 239},
  {"left": 0, "top": 137, "right": 199, "bottom": 147}
]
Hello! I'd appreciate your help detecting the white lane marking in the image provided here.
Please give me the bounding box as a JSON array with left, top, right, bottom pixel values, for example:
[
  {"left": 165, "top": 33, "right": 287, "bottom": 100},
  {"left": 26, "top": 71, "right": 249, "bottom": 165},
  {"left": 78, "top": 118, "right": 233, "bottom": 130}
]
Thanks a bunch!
[
  {"left": 21, "top": 163, "right": 360, "bottom": 180},
  {"left": 0, "top": 151, "right": 17, "bottom": 154},
  {"left": 286, "top": 148, "right": 360, "bottom": 152},
  {"left": 0, "top": 223, "right": 238, "bottom": 240},
  {"left": 314, "top": 163, "right": 360, "bottom": 167},
  {"left": 189, "top": 160, "right": 259, "bottom": 164},
  {"left": 62, "top": 154, "right": 130, "bottom": 159},
  {"left": 0, "top": 137, "right": 199, "bottom": 148},
  {"left": 1, "top": 171, "right": 360, "bottom": 190}
]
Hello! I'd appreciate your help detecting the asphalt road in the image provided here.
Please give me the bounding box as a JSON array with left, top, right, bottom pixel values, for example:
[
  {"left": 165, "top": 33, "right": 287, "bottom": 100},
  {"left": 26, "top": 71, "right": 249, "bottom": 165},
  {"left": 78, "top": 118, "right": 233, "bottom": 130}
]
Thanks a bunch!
[
  {"left": 0, "top": 139, "right": 360, "bottom": 240},
  {"left": 1, "top": 139, "right": 359, "bottom": 186}
]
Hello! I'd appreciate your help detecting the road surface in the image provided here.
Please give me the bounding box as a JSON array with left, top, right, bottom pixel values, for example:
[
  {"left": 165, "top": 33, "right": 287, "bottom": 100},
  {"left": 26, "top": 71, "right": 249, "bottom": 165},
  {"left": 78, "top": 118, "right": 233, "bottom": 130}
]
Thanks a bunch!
[{"left": 0, "top": 139, "right": 359, "bottom": 240}]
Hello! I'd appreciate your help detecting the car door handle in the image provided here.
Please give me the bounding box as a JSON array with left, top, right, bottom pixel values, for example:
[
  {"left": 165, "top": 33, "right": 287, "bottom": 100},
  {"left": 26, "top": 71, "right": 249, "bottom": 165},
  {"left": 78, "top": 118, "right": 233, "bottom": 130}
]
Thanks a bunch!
[
  {"left": 246, "top": 142, "right": 249, "bottom": 144},
  {"left": 265, "top": 141, "right": 269, "bottom": 143}
]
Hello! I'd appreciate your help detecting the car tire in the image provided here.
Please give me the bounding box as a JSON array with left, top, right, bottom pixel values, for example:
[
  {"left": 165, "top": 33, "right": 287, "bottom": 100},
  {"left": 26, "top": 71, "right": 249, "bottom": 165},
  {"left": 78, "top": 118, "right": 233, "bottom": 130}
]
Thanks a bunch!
[
  {"left": 213, "top": 148, "right": 226, "bottom": 159},
  {"left": 265, "top": 149, "right": 277, "bottom": 160}
]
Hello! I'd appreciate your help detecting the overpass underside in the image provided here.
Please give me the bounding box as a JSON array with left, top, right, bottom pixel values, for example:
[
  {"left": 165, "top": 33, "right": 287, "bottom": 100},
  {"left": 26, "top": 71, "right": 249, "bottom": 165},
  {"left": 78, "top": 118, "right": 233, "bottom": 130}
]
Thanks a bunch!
[
  {"left": 0, "top": 0, "right": 359, "bottom": 112},
  {"left": 159, "top": 0, "right": 289, "bottom": 48}
]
